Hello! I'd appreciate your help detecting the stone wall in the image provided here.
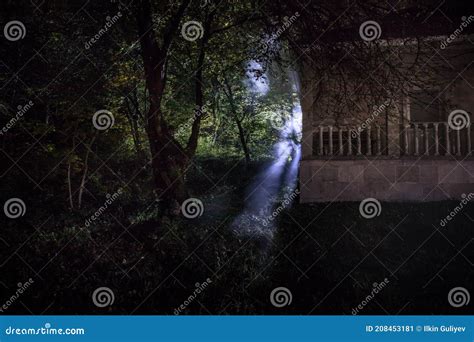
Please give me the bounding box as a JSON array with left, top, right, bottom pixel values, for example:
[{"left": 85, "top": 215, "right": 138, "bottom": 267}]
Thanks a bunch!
[
  {"left": 298, "top": 39, "right": 474, "bottom": 160},
  {"left": 300, "top": 158, "right": 474, "bottom": 202}
]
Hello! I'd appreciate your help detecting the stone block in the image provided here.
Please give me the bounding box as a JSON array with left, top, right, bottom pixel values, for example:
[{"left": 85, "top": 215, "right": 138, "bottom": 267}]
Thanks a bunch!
[
  {"left": 338, "top": 163, "right": 364, "bottom": 182},
  {"left": 419, "top": 164, "right": 439, "bottom": 184},
  {"left": 396, "top": 165, "right": 420, "bottom": 182},
  {"left": 299, "top": 163, "right": 311, "bottom": 184},
  {"left": 316, "top": 166, "right": 339, "bottom": 182},
  {"left": 442, "top": 183, "right": 474, "bottom": 198},
  {"left": 438, "top": 163, "right": 470, "bottom": 184},
  {"left": 360, "top": 180, "right": 392, "bottom": 200},
  {"left": 299, "top": 159, "right": 474, "bottom": 203},
  {"left": 363, "top": 163, "right": 396, "bottom": 182},
  {"left": 388, "top": 183, "right": 424, "bottom": 201},
  {"left": 422, "top": 186, "right": 450, "bottom": 201}
]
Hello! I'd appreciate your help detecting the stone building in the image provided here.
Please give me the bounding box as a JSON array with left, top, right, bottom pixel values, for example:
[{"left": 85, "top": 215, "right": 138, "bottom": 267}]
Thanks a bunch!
[{"left": 298, "top": 14, "right": 474, "bottom": 202}]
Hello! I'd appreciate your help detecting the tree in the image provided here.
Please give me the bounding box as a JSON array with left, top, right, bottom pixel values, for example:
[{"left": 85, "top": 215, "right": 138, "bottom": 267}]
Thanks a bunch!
[
  {"left": 134, "top": 0, "right": 267, "bottom": 213},
  {"left": 134, "top": 0, "right": 192, "bottom": 213}
]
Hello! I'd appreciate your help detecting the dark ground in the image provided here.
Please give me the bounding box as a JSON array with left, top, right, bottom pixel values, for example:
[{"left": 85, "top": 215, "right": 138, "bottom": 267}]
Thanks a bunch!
[{"left": 0, "top": 158, "right": 473, "bottom": 314}]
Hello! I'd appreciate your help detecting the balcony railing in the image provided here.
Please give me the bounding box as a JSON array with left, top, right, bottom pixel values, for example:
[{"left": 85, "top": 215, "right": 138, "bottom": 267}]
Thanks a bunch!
[
  {"left": 401, "top": 122, "right": 471, "bottom": 157},
  {"left": 311, "top": 125, "right": 388, "bottom": 157},
  {"left": 310, "top": 122, "right": 472, "bottom": 157}
]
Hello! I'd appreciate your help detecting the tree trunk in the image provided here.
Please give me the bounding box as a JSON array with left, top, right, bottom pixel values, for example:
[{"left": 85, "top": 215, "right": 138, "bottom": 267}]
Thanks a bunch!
[
  {"left": 124, "top": 93, "right": 145, "bottom": 160},
  {"left": 67, "top": 159, "right": 74, "bottom": 210},
  {"left": 77, "top": 134, "right": 96, "bottom": 209},
  {"left": 235, "top": 118, "right": 251, "bottom": 164},
  {"left": 223, "top": 77, "right": 251, "bottom": 164},
  {"left": 186, "top": 12, "right": 213, "bottom": 157},
  {"left": 136, "top": 0, "right": 190, "bottom": 214}
]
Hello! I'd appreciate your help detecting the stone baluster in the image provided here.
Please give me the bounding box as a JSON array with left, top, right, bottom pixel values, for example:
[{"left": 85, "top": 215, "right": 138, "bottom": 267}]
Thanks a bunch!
[
  {"left": 348, "top": 129, "right": 352, "bottom": 155},
  {"left": 468, "top": 126, "right": 472, "bottom": 156},
  {"left": 328, "top": 125, "right": 333, "bottom": 156},
  {"left": 404, "top": 125, "right": 409, "bottom": 155},
  {"left": 319, "top": 126, "right": 324, "bottom": 156},
  {"left": 456, "top": 128, "right": 461, "bottom": 156},
  {"left": 414, "top": 124, "right": 419, "bottom": 156},
  {"left": 423, "top": 123, "right": 429, "bottom": 156},
  {"left": 366, "top": 127, "right": 372, "bottom": 156},
  {"left": 377, "top": 126, "right": 382, "bottom": 155},
  {"left": 445, "top": 123, "right": 451, "bottom": 156},
  {"left": 338, "top": 128, "right": 343, "bottom": 155},
  {"left": 434, "top": 123, "right": 439, "bottom": 156},
  {"left": 357, "top": 131, "right": 362, "bottom": 155}
]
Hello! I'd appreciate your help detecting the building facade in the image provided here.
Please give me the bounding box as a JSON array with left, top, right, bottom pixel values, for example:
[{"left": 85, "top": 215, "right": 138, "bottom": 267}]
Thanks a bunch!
[{"left": 299, "top": 34, "right": 474, "bottom": 202}]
